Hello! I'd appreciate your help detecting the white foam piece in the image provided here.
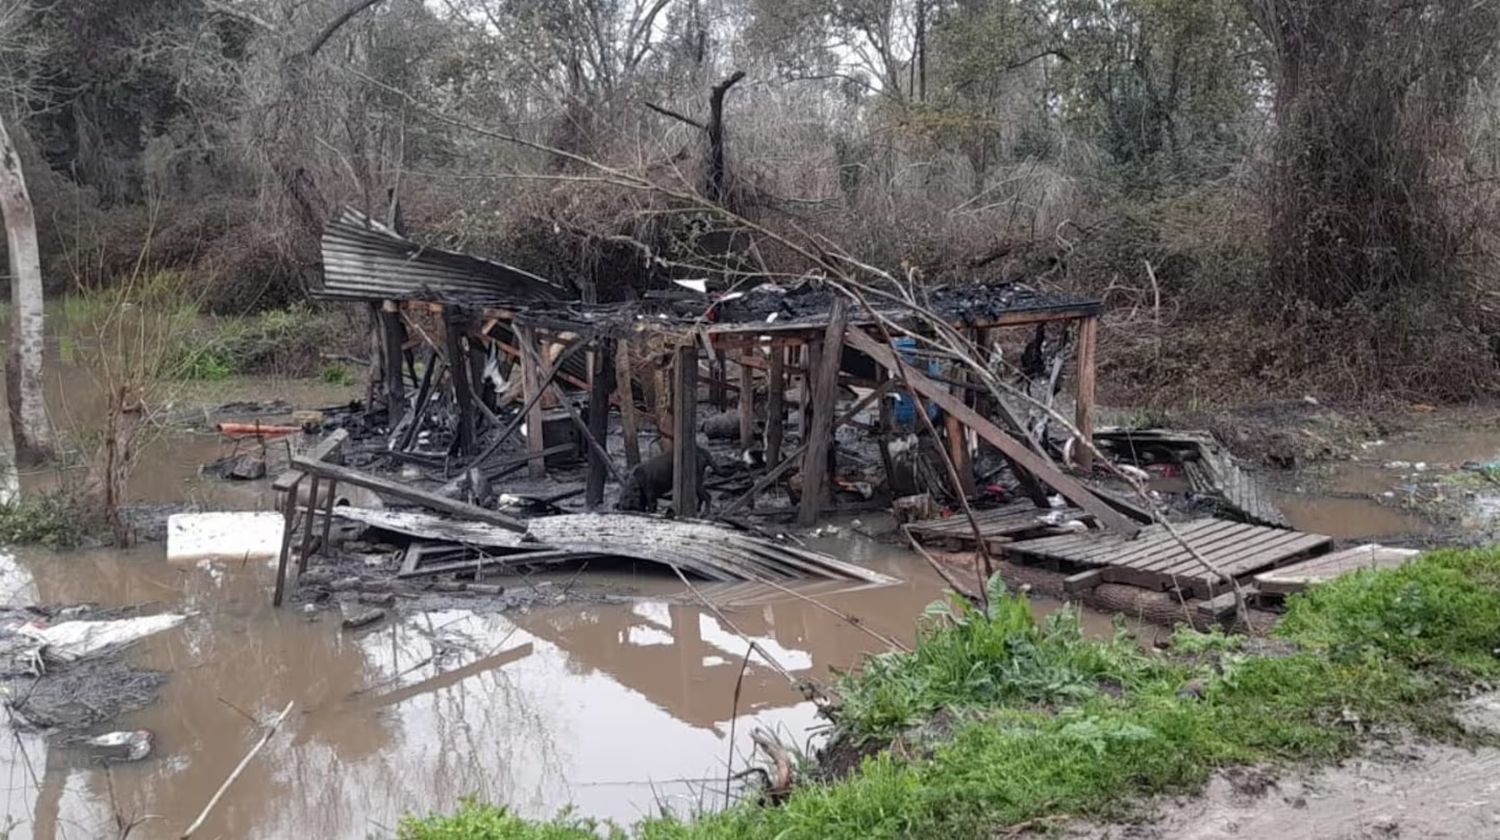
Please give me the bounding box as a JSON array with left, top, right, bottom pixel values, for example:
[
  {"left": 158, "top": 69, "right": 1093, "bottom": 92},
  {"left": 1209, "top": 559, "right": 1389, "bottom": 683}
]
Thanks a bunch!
[{"left": 166, "top": 511, "right": 285, "bottom": 564}]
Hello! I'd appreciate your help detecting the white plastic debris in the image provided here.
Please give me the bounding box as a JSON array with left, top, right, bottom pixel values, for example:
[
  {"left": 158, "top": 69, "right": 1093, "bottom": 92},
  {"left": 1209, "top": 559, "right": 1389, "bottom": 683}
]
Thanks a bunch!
[
  {"left": 1118, "top": 464, "right": 1151, "bottom": 482},
  {"left": 167, "top": 512, "right": 284, "bottom": 563},
  {"left": 85, "top": 730, "right": 153, "bottom": 761},
  {"left": 18, "top": 614, "right": 185, "bottom": 664},
  {"left": 673, "top": 278, "right": 709, "bottom": 294}
]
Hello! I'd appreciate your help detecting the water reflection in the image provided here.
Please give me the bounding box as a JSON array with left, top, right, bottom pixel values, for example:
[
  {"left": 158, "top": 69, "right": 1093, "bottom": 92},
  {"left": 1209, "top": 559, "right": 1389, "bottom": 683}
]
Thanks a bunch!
[{"left": 0, "top": 532, "right": 941, "bottom": 839}]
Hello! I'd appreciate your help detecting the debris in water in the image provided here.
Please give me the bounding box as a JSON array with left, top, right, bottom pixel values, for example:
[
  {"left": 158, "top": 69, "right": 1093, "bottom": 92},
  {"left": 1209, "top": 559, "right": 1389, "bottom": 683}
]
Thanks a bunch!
[
  {"left": 340, "top": 603, "right": 385, "bottom": 630},
  {"left": 83, "top": 729, "right": 153, "bottom": 761},
  {"left": 15, "top": 613, "right": 186, "bottom": 667},
  {"left": 167, "top": 512, "right": 284, "bottom": 563}
]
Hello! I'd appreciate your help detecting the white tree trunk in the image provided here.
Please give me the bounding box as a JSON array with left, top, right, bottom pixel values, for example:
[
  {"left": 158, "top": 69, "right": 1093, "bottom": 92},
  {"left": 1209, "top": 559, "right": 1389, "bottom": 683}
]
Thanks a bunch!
[{"left": 0, "top": 114, "right": 52, "bottom": 465}]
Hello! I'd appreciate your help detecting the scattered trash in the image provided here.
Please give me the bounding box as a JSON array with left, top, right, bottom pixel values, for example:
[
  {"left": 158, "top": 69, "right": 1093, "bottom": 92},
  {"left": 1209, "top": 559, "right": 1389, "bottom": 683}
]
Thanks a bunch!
[
  {"left": 340, "top": 603, "right": 385, "bottom": 630},
  {"left": 15, "top": 613, "right": 186, "bottom": 667},
  {"left": 83, "top": 729, "right": 153, "bottom": 761},
  {"left": 167, "top": 512, "right": 284, "bottom": 563}
]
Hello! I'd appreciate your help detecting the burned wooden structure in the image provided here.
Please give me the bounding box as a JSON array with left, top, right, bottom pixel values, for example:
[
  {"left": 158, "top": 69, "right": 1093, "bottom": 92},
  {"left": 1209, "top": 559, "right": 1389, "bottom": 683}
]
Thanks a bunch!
[{"left": 310, "top": 205, "right": 1124, "bottom": 532}]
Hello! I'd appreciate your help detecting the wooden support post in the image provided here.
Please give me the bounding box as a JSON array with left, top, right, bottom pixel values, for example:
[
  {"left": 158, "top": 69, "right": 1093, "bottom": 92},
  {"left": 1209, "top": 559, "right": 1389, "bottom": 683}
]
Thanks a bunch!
[
  {"left": 320, "top": 479, "right": 337, "bottom": 550},
  {"left": 443, "top": 306, "right": 476, "bottom": 457},
  {"left": 739, "top": 351, "right": 754, "bottom": 450},
  {"left": 801, "top": 339, "right": 821, "bottom": 442},
  {"left": 946, "top": 361, "right": 976, "bottom": 498},
  {"left": 1075, "top": 315, "right": 1098, "bottom": 472},
  {"left": 272, "top": 474, "right": 303, "bottom": 608},
  {"left": 655, "top": 366, "right": 673, "bottom": 453},
  {"left": 399, "top": 351, "right": 441, "bottom": 451},
  {"left": 298, "top": 476, "right": 320, "bottom": 574},
  {"left": 766, "top": 346, "right": 785, "bottom": 468},
  {"left": 844, "top": 327, "right": 1139, "bottom": 536},
  {"left": 381, "top": 300, "right": 406, "bottom": 428},
  {"left": 672, "top": 343, "right": 700, "bottom": 518},
  {"left": 615, "top": 339, "right": 641, "bottom": 468},
  {"left": 516, "top": 322, "right": 546, "bottom": 478},
  {"left": 799, "top": 299, "right": 848, "bottom": 525},
  {"left": 586, "top": 341, "right": 613, "bottom": 510},
  {"left": 712, "top": 355, "right": 727, "bottom": 411}
]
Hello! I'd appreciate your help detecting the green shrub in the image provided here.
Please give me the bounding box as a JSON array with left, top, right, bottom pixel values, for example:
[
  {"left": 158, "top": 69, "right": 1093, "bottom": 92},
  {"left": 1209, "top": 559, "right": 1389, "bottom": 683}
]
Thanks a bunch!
[
  {"left": 0, "top": 492, "right": 91, "bottom": 548},
  {"left": 399, "top": 802, "right": 621, "bottom": 840}
]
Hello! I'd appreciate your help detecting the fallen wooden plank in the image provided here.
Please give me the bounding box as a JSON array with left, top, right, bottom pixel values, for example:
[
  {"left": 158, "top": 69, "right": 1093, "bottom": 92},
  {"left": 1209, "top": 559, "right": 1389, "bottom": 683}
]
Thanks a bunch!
[
  {"left": 1196, "top": 586, "right": 1258, "bottom": 619},
  {"left": 291, "top": 458, "right": 528, "bottom": 532},
  {"left": 1254, "top": 545, "right": 1420, "bottom": 595},
  {"left": 844, "top": 328, "right": 1139, "bottom": 536},
  {"left": 1063, "top": 569, "right": 1104, "bottom": 593}
]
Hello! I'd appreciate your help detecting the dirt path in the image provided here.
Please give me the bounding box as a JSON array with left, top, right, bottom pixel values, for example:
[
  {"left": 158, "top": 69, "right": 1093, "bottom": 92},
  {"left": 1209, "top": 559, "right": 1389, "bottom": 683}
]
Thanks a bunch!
[{"left": 1074, "top": 695, "right": 1500, "bottom": 839}]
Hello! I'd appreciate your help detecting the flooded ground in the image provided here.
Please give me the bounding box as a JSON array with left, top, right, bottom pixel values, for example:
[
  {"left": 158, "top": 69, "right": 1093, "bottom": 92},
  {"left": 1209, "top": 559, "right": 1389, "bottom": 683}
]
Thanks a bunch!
[
  {"left": 1274, "top": 426, "right": 1500, "bottom": 542},
  {"left": 0, "top": 521, "right": 1131, "bottom": 839},
  {"left": 5, "top": 314, "right": 1500, "bottom": 837}
]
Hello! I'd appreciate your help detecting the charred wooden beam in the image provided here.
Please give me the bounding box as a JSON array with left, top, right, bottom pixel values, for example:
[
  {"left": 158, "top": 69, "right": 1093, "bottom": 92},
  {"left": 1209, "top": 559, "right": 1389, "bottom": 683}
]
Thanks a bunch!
[
  {"left": 672, "top": 343, "right": 700, "bottom": 518},
  {"left": 844, "top": 327, "right": 1139, "bottom": 536},
  {"left": 615, "top": 338, "right": 642, "bottom": 468},
  {"left": 799, "top": 299, "right": 848, "bottom": 525}
]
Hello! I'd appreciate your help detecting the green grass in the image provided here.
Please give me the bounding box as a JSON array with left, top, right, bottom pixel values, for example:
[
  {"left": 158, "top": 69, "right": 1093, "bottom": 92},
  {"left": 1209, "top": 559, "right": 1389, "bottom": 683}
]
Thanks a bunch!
[
  {"left": 0, "top": 492, "right": 92, "bottom": 548},
  {"left": 320, "top": 363, "right": 357, "bottom": 387},
  {"left": 400, "top": 549, "right": 1500, "bottom": 840},
  {"left": 163, "top": 304, "right": 338, "bottom": 380}
]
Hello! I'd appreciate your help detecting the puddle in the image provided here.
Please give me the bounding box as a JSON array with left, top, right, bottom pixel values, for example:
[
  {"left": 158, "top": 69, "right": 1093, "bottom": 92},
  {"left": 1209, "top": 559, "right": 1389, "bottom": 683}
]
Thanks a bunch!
[{"left": 1274, "top": 428, "right": 1500, "bottom": 540}]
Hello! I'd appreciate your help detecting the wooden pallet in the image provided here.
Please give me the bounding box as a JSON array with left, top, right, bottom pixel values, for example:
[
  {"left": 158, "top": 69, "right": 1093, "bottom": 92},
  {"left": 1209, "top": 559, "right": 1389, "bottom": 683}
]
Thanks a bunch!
[
  {"left": 1254, "top": 544, "right": 1420, "bottom": 595},
  {"left": 905, "top": 501, "right": 1086, "bottom": 550},
  {"left": 1004, "top": 517, "right": 1332, "bottom": 597}
]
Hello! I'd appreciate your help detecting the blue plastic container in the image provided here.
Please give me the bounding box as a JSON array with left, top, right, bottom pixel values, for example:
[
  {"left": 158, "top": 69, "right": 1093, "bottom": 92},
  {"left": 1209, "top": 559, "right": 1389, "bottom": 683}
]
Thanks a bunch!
[{"left": 890, "top": 337, "right": 941, "bottom": 426}]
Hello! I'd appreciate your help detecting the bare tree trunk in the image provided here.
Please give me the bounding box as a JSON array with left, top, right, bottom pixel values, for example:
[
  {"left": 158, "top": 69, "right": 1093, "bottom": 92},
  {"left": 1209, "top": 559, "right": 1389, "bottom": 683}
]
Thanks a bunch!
[{"left": 0, "top": 114, "right": 52, "bottom": 465}]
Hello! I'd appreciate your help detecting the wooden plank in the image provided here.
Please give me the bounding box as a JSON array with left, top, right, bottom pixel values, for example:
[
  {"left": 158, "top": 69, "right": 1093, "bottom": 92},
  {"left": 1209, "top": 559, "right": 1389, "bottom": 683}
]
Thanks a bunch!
[
  {"left": 444, "top": 306, "right": 477, "bottom": 457},
  {"left": 516, "top": 322, "right": 546, "bottom": 478},
  {"left": 1074, "top": 316, "right": 1098, "bottom": 471},
  {"left": 586, "top": 342, "right": 613, "bottom": 509},
  {"left": 381, "top": 300, "right": 406, "bottom": 428},
  {"left": 1211, "top": 532, "right": 1334, "bottom": 578},
  {"left": 799, "top": 299, "right": 849, "bottom": 525},
  {"left": 1118, "top": 521, "right": 1264, "bottom": 571},
  {"left": 1063, "top": 569, "right": 1104, "bottom": 593},
  {"left": 615, "top": 339, "right": 641, "bottom": 468},
  {"left": 1255, "top": 545, "right": 1419, "bottom": 595},
  {"left": 1153, "top": 528, "right": 1319, "bottom": 577},
  {"left": 739, "top": 352, "right": 755, "bottom": 450},
  {"left": 845, "top": 328, "right": 1138, "bottom": 536},
  {"left": 1197, "top": 586, "right": 1259, "bottom": 618},
  {"left": 298, "top": 475, "right": 321, "bottom": 575},
  {"left": 1060, "top": 520, "right": 1233, "bottom": 567},
  {"left": 766, "top": 347, "right": 785, "bottom": 469},
  {"left": 672, "top": 343, "right": 700, "bottom": 518},
  {"left": 272, "top": 473, "right": 304, "bottom": 607},
  {"left": 291, "top": 456, "right": 527, "bottom": 532}
]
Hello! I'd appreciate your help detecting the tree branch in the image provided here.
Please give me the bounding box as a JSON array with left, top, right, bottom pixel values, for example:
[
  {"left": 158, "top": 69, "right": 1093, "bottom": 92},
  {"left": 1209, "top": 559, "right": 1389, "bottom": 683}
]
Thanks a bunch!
[
  {"left": 642, "top": 100, "right": 705, "bottom": 130},
  {"left": 305, "top": 0, "right": 387, "bottom": 60}
]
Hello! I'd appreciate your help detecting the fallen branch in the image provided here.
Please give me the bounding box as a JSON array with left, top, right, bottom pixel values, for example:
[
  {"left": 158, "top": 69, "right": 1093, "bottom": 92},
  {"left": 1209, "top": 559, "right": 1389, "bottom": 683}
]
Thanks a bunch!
[{"left": 181, "top": 700, "right": 294, "bottom": 838}]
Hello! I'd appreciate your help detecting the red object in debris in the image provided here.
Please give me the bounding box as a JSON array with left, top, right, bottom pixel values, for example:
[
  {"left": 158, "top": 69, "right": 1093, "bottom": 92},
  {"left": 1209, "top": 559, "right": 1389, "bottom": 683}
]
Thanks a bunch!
[
  {"left": 706, "top": 304, "right": 720, "bottom": 323},
  {"left": 984, "top": 484, "right": 1008, "bottom": 499},
  {"left": 214, "top": 422, "right": 303, "bottom": 440}
]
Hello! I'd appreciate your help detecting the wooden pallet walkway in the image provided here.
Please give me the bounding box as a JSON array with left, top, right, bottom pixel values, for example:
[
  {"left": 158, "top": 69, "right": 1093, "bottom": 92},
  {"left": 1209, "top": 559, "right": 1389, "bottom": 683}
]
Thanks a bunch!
[
  {"left": 905, "top": 501, "right": 1085, "bottom": 550},
  {"left": 1004, "top": 517, "right": 1332, "bottom": 597},
  {"left": 1254, "top": 544, "right": 1420, "bottom": 595}
]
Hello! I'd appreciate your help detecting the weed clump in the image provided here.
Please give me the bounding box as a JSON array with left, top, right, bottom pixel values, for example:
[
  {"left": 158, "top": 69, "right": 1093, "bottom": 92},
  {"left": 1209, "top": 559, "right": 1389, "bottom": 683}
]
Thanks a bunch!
[
  {"left": 404, "top": 549, "right": 1500, "bottom": 839},
  {"left": 0, "top": 492, "right": 92, "bottom": 548}
]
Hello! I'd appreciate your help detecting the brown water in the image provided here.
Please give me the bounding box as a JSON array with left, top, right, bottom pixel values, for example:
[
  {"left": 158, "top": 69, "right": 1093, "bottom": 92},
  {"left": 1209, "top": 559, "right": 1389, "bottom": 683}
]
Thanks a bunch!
[
  {"left": 0, "top": 528, "right": 977, "bottom": 839},
  {"left": 1276, "top": 429, "right": 1500, "bottom": 539}
]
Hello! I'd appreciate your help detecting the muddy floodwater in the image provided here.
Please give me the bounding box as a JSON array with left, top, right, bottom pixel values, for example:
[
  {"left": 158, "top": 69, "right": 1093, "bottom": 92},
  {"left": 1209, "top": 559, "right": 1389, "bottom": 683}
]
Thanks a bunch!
[
  {"left": 6, "top": 315, "right": 1500, "bottom": 837},
  {"left": 0, "top": 517, "right": 1122, "bottom": 839}
]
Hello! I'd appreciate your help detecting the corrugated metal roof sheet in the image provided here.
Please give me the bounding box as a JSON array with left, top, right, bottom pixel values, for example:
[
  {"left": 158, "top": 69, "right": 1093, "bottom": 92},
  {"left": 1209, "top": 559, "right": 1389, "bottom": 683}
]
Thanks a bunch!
[{"left": 315, "top": 208, "right": 567, "bottom": 305}]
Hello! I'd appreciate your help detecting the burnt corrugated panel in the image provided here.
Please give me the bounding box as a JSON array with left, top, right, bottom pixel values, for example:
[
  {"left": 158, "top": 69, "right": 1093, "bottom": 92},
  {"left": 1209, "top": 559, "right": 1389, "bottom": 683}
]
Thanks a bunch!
[{"left": 316, "top": 208, "right": 567, "bottom": 305}]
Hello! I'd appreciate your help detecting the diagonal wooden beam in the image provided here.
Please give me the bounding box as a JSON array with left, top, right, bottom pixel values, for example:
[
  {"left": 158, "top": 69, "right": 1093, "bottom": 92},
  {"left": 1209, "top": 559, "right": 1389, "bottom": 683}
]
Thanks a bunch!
[{"left": 844, "top": 328, "right": 1139, "bottom": 536}]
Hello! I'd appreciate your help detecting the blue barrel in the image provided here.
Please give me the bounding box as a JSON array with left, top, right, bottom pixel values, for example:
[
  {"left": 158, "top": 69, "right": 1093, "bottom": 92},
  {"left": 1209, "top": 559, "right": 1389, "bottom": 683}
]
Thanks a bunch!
[{"left": 890, "top": 338, "right": 941, "bottom": 426}]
